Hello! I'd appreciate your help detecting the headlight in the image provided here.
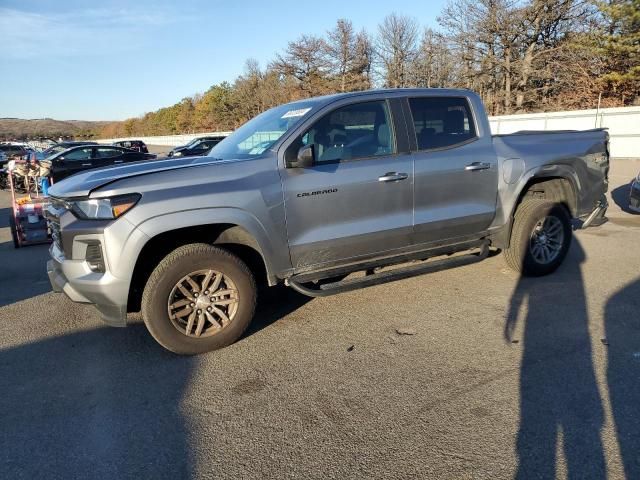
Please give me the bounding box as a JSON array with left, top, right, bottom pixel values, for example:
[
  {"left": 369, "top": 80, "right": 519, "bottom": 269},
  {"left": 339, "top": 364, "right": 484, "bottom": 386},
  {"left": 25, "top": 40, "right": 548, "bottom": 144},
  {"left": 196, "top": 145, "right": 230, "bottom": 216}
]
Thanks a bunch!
[{"left": 70, "top": 193, "right": 141, "bottom": 220}]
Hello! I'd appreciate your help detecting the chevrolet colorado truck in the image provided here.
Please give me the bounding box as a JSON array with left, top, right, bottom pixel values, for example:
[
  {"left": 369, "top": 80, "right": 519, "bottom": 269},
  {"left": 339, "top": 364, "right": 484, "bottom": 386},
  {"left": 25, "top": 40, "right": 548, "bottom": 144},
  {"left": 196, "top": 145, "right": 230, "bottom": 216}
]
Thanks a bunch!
[{"left": 46, "top": 89, "right": 609, "bottom": 354}]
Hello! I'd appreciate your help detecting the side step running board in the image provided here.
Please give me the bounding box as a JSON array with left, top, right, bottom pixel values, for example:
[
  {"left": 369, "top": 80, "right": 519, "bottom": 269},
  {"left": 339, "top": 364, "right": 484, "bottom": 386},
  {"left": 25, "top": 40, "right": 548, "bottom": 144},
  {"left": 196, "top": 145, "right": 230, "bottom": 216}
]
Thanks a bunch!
[{"left": 287, "top": 242, "right": 489, "bottom": 298}]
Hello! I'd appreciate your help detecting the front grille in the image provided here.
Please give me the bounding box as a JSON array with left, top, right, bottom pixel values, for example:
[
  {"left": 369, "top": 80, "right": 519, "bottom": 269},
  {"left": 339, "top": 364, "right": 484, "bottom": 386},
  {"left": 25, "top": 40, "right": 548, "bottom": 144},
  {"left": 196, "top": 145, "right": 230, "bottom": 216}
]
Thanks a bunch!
[{"left": 45, "top": 197, "right": 67, "bottom": 253}]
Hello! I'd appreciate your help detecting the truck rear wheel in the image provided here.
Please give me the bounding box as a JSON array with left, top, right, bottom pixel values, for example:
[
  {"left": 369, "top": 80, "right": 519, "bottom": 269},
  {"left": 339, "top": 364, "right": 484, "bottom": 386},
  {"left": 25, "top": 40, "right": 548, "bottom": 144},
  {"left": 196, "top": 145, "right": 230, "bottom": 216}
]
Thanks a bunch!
[
  {"left": 503, "top": 199, "right": 572, "bottom": 276},
  {"left": 142, "top": 244, "right": 256, "bottom": 355}
]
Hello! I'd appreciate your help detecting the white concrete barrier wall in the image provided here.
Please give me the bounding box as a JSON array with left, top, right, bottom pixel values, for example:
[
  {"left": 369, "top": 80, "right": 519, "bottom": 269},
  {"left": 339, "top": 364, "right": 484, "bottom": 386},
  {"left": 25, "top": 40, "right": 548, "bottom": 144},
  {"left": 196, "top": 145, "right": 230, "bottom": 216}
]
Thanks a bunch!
[
  {"left": 97, "top": 106, "right": 640, "bottom": 158},
  {"left": 489, "top": 106, "right": 640, "bottom": 159}
]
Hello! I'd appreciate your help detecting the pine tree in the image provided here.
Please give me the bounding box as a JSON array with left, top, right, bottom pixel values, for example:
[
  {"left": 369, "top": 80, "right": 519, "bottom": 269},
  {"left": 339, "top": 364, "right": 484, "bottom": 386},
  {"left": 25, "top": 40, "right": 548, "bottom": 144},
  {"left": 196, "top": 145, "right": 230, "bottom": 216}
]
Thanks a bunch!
[{"left": 595, "top": 0, "right": 640, "bottom": 103}]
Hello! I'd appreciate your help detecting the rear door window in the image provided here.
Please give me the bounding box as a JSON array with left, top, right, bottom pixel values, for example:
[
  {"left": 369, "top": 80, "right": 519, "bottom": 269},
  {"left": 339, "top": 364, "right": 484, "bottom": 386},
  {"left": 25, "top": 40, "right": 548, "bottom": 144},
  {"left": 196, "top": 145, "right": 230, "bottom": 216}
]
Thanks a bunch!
[
  {"left": 62, "top": 148, "right": 93, "bottom": 161},
  {"left": 409, "top": 97, "right": 477, "bottom": 150},
  {"left": 95, "top": 147, "right": 122, "bottom": 158}
]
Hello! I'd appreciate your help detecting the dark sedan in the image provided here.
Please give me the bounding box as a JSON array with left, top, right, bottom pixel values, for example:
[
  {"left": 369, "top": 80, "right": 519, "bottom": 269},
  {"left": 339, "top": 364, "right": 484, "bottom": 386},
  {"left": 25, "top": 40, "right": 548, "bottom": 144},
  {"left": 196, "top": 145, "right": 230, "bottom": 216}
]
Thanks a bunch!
[
  {"left": 167, "top": 136, "right": 226, "bottom": 158},
  {"left": 36, "top": 141, "right": 98, "bottom": 160},
  {"left": 113, "top": 140, "right": 149, "bottom": 153},
  {"left": 44, "top": 145, "right": 156, "bottom": 182}
]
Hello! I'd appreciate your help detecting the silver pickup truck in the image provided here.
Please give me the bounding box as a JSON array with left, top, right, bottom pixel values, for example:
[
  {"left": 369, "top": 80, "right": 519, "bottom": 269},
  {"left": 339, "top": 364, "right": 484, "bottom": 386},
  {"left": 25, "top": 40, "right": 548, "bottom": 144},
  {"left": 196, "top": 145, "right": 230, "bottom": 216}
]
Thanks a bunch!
[{"left": 46, "top": 89, "right": 609, "bottom": 354}]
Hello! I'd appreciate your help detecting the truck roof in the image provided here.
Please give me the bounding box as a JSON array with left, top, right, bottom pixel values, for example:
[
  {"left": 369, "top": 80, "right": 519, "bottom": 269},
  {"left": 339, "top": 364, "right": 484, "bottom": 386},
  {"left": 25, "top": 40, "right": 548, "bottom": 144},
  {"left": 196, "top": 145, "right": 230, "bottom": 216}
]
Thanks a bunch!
[{"left": 286, "top": 88, "right": 477, "bottom": 107}]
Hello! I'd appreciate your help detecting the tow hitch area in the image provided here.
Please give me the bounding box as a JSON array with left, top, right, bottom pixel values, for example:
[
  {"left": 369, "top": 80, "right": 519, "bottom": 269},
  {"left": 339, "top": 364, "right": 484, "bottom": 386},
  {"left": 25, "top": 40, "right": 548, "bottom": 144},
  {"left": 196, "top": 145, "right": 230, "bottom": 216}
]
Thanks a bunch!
[{"left": 581, "top": 198, "right": 609, "bottom": 229}]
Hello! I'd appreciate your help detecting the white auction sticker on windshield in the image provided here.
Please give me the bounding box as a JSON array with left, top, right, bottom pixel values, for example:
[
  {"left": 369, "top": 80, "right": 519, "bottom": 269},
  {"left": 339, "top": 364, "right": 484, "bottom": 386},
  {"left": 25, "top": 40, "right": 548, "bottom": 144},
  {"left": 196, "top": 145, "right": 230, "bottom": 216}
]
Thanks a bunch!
[{"left": 281, "top": 108, "right": 311, "bottom": 119}]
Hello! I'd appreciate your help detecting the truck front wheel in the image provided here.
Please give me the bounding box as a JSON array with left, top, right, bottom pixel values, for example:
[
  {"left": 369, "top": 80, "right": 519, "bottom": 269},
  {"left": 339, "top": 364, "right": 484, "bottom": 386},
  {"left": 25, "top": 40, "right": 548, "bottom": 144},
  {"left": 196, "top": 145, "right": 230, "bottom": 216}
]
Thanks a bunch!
[
  {"left": 503, "top": 199, "right": 572, "bottom": 276},
  {"left": 142, "top": 244, "right": 257, "bottom": 355}
]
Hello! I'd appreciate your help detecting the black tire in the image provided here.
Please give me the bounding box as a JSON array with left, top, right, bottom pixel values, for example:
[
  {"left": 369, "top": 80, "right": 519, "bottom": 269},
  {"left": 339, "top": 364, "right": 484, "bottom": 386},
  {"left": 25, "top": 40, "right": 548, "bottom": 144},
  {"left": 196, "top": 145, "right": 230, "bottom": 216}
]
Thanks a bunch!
[
  {"left": 142, "top": 244, "right": 257, "bottom": 355},
  {"left": 9, "top": 215, "right": 20, "bottom": 249},
  {"left": 503, "top": 199, "right": 572, "bottom": 276}
]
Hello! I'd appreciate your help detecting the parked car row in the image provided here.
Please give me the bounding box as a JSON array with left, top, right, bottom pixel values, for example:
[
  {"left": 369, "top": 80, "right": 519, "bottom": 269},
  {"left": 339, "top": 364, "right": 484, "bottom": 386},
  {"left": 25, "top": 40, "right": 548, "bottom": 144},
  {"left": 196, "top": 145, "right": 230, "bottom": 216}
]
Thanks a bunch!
[
  {"left": 42, "top": 145, "right": 156, "bottom": 182},
  {"left": 1, "top": 134, "right": 230, "bottom": 189}
]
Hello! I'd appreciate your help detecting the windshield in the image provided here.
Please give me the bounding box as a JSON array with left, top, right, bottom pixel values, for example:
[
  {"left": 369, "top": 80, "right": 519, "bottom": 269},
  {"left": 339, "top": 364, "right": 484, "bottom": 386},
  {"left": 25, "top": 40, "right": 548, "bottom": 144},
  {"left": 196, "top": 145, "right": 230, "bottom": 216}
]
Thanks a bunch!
[
  {"left": 209, "top": 101, "right": 318, "bottom": 160},
  {"left": 184, "top": 138, "right": 202, "bottom": 148},
  {"left": 43, "top": 145, "right": 67, "bottom": 157}
]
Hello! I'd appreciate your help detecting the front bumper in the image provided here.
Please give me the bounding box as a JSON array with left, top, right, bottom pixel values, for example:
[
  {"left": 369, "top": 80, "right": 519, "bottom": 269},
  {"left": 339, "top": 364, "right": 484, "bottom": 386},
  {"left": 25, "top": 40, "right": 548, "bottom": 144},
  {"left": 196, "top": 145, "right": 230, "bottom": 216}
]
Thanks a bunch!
[
  {"left": 47, "top": 242, "right": 128, "bottom": 327},
  {"left": 44, "top": 199, "right": 148, "bottom": 328},
  {"left": 629, "top": 180, "right": 640, "bottom": 213}
]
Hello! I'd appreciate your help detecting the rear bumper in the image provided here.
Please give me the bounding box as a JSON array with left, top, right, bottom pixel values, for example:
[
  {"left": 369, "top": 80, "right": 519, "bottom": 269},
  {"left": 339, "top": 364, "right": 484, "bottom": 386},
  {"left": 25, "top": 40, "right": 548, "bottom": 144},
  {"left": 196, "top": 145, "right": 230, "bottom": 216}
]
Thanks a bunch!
[{"left": 47, "top": 242, "right": 128, "bottom": 327}]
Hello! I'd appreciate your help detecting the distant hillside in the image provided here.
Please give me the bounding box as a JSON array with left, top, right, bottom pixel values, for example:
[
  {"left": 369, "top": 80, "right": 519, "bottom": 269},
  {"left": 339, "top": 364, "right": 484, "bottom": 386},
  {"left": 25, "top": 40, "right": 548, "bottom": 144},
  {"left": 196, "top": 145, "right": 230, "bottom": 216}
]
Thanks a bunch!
[{"left": 0, "top": 118, "right": 110, "bottom": 141}]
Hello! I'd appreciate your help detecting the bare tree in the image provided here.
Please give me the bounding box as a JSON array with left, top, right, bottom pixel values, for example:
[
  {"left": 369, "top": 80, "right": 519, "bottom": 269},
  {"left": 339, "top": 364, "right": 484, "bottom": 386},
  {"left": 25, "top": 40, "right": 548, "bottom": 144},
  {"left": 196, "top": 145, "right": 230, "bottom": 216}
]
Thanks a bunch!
[
  {"left": 326, "top": 19, "right": 356, "bottom": 92},
  {"left": 411, "top": 28, "right": 455, "bottom": 88},
  {"left": 376, "top": 13, "right": 420, "bottom": 87},
  {"left": 101, "top": 1, "right": 633, "bottom": 138},
  {"left": 271, "top": 35, "right": 332, "bottom": 96},
  {"left": 438, "top": 0, "right": 597, "bottom": 113},
  {"left": 353, "top": 30, "right": 374, "bottom": 90}
]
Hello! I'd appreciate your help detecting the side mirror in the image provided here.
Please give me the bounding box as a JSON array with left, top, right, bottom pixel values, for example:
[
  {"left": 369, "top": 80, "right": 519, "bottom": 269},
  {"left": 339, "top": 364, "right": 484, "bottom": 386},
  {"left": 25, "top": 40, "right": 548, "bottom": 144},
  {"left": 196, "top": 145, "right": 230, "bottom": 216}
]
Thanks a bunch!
[{"left": 291, "top": 144, "right": 315, "bottom": 169}]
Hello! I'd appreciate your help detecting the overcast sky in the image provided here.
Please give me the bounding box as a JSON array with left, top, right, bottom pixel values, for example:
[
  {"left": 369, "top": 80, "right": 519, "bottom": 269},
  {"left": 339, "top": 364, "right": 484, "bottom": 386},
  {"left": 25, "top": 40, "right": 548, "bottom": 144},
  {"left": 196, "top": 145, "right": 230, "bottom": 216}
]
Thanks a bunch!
[{"left": 0, "top": 0, "right": 445, "bottom": 120}]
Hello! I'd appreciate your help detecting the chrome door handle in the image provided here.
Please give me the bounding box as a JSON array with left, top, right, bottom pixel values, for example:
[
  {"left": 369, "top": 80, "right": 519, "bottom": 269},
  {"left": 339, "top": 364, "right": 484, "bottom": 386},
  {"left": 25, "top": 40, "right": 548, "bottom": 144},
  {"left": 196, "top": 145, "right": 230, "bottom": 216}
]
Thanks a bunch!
[
  {"left": 378, "top": 172, "right": 408, "bottom": 182},
  {"left": 81, "top": 163, "right": 92, "bottom": 166},
  {"left": 113, "top": 160, "right": 123, "bottom": 163},
  {"left": 465, "top": 162, "right": 491, "bottom": 171}
]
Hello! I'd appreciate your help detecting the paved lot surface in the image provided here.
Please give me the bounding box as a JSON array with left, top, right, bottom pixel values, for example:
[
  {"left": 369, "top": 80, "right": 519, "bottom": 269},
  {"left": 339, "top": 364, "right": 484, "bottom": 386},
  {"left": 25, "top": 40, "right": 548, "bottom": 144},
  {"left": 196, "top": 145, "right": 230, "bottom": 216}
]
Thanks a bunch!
[
  {"left": 147, "top": 144, "right": 172, "bottom": 157},
  {"left": 0, "top": 160, "right": 639, "bottom": 479}
]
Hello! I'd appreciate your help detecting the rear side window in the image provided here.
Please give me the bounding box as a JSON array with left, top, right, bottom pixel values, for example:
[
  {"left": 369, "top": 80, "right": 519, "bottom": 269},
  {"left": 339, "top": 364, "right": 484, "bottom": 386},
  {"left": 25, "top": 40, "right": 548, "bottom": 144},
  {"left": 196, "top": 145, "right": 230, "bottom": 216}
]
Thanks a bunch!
[
  {"left": 95, "top": 148, "right": 121, "bottom": 158},
  {"left": 63, "top": 148, "right": 93, "bottom": 161},
  {"left": 409, "top": 97, "right": 477, "bottom": 150}
]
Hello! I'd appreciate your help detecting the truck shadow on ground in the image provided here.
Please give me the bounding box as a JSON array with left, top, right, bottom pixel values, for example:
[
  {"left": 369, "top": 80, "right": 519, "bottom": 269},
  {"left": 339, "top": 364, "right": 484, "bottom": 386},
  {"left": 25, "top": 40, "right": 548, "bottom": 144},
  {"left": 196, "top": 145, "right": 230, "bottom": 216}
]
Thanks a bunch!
[
  {"left": 244, "top": 284, "right": 311, "bottom": 338},
  {"left": 0, "top": 324, "right": 196, "bottom": 479},
  {"left": 0, "top": 203, "right": 52, "bottom": 306},
  {"left": 0, "top": 242, "right": 51, "bottom": 307},
  {"left": 505, "top": 238, "right": 640, "bottom": 478},
  {"left": 0, "top": 207, "right": 11, "bottom": 228},
  {"left": 0, "top": 286, "right": 311, "bottom": 478},
  {"left": 605, "top": 277, "right": 640, "bottom": 478},
  {"left": 611, "top": 183, "right": 639, "bottom": 215}
]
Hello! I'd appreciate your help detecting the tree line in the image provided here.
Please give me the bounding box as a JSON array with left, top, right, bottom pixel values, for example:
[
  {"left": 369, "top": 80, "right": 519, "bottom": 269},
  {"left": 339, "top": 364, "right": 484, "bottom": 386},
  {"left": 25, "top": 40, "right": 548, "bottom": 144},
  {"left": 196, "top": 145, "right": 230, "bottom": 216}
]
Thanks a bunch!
[{"left": 99, "top": 0, "right": 639, "bottom": 138}]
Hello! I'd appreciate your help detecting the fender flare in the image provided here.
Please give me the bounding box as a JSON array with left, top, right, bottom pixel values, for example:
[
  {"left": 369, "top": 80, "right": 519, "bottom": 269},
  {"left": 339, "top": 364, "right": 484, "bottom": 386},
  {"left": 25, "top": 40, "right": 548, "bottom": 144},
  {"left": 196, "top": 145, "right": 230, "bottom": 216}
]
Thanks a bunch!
[
  {"left": 493, "top": 165, "right": 580, "bottom": 250},
  {"left": 133, "top": 207, "right": 281, "bottom": 284},
  {"left": 510, "top": 165, "right": 580, "bottom": 219}
]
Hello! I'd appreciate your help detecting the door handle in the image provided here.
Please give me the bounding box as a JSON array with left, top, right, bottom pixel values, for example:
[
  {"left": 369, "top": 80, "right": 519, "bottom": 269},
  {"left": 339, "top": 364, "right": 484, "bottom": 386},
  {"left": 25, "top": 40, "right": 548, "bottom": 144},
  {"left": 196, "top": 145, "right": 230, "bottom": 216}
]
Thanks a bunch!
[
  {"left": 81, "top": 163, "right": 92, "bottom": 167},
  {"left": 465, "top": 162, "right": 491, "bottom": 171},
  {"left": 113, "top": 160, "right": 123, "bottom": 163},
  {"left": 378, "top": 172, "right": 408, "bottom": 182}
]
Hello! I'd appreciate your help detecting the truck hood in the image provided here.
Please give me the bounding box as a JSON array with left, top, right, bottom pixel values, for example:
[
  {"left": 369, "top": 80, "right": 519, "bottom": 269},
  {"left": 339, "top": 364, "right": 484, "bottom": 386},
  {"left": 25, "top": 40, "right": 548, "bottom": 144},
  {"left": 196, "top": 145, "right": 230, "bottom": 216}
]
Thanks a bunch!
[{"left": 48, "top": 155, "right": 223, "bottom": 198}]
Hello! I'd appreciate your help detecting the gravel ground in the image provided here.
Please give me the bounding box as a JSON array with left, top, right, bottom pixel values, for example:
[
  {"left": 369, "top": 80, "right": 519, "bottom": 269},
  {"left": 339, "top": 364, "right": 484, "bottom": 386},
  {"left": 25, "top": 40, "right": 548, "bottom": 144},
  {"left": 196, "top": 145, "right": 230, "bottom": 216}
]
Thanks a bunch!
[{"left": 0, "top": 160, "right": 638, "bottom": 479}]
